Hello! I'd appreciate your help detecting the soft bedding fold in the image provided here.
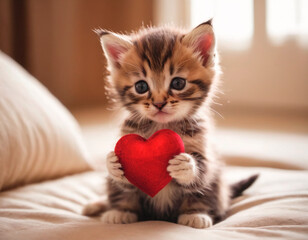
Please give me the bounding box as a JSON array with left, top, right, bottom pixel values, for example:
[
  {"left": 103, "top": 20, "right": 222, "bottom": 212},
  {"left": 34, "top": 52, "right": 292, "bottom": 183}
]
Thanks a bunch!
[{"left": 1, "top": 167, "right": 307, "bottom": 240}]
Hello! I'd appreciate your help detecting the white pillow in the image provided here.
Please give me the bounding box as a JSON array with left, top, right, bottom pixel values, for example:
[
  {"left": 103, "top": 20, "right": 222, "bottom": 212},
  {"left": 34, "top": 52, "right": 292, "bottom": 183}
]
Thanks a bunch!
[{"left": 0, "top": 52, "right": 91, "bottom": 191}]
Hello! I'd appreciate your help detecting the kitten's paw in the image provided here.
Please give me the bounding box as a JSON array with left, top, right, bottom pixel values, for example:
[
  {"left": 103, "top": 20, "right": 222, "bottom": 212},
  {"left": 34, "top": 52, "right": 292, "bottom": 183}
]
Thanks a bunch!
[
  {"left": 82, "top": 199, "right": 107, "bottom": 216},
  {"left": 167, "top": 153, "right": 197, "bottom": 185},
  {"left": 106, "top": 151, "right": 128, "bottom": 183},
  {"left": 178, "top": 213, "right": 213, "bottom": 229},
  {"left": 101, "top": 209, "right": 138, "bottom": 224}
]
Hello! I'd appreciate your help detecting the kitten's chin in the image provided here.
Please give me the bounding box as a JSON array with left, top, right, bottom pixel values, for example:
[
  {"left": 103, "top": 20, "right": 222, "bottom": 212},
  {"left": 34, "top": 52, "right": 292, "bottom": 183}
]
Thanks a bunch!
[{"left": 148, "top": 111, "right": 174, "bottom": 124}]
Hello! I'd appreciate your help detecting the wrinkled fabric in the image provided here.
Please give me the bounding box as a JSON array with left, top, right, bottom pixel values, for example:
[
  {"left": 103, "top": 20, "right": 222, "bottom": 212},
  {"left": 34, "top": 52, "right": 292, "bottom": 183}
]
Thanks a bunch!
[{"left": 0, "top": 166, "right": 307, "bottom": 240}]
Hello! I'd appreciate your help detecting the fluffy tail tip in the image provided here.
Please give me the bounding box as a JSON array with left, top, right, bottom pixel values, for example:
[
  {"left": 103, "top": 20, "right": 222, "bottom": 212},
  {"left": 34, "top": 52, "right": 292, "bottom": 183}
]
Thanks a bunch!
[{"left": 230, "top": 174, "right": 259, "bottom": 199}]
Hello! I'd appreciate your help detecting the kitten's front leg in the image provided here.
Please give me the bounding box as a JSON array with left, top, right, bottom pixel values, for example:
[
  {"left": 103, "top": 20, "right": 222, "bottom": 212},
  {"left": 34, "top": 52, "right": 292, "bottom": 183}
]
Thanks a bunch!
[
  {"left": 167, "top": 153, "right": 197, "bottom": 185},
  {"left": 167, "top": 153, "right": 214, "bottom": 228},
  {"left": 82, "top": 151, "right": 129, "bottom": 216},
  {"left": 102, "top": 151, "right": 138, "bottom": 224}
]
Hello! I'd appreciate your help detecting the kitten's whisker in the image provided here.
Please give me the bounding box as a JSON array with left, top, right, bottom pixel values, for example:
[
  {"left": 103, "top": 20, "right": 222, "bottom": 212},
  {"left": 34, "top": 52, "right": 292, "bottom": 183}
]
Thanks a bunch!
[
  {"left": 211, "top": 100, "right": 223, "bottom": 106},
  {"left": 216, "top": 89, "right": 225, "bottom": 95},
  {"left": 209, "top": 107, "right": 224, "bottom": 119}
]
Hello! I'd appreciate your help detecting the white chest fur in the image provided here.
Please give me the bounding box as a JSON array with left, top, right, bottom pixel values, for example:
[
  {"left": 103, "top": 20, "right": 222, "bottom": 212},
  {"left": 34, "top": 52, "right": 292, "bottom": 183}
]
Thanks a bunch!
[{"left": 149, "top": 183, "right": 178, "bottom": 212}]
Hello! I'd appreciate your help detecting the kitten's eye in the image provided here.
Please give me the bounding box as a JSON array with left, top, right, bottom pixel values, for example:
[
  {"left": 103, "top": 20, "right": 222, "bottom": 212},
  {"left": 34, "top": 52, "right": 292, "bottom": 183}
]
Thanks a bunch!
[
  {"left": 135, "top": 80, "right": 149, "bottom": 94},
  {"left": 170, "top": 77, "right": 186, "bottom": 90}
]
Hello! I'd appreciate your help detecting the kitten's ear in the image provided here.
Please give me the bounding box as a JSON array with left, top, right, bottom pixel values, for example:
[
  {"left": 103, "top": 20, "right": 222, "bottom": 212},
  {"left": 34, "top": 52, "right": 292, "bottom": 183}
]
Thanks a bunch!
[
  {"left": 182, "top": 20, "right": 216, "bottom": 67},
  {"left": 94, "top": 29, "right": 132, "bottom": 68}
]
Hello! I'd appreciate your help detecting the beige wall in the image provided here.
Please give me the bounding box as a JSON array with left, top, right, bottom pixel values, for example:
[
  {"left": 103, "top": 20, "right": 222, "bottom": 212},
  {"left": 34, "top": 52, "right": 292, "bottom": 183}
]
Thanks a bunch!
[
  {"left": 220, "top": 0, "right": 308, "bottom": 112},
  {"left": 1, "top": 0, "right": 307, "bottom": 113},
  {"left": 0, "top": 0, "right": 154, "bottom": 109},
  {"left": 155, "top": 0, "right": 308, "bottom": 113}
]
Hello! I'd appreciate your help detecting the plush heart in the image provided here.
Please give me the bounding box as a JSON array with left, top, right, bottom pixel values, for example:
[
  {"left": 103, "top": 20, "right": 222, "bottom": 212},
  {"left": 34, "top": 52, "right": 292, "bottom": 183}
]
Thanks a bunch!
[{"left": 114, "top": 129, "right": 185, "bottom": 197}]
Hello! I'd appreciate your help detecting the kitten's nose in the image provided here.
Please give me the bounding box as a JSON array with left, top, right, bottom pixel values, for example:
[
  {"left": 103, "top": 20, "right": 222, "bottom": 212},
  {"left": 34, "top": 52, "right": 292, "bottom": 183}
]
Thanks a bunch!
[{"left": 153, "top": 101, "right": 167, "bottom": 110}]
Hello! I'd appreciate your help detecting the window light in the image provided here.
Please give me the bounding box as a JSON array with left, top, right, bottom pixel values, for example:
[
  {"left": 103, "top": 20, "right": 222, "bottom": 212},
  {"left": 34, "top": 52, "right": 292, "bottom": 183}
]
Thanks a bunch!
[
  {"left": 190, "top": 0, "right": 254, "bottom": 50},
  {"left": 266, "top": 0, "right": 308, "bottom": 47}
]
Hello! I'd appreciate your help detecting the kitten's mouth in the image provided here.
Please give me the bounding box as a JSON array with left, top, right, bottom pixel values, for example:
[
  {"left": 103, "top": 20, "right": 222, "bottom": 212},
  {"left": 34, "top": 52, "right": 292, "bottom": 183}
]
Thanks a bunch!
[
  {"left": 151, "top": 110, "right": 173, "bottom": 123},
  {"left": 154, "top": 110, "right": 169, "bottom": 116}
]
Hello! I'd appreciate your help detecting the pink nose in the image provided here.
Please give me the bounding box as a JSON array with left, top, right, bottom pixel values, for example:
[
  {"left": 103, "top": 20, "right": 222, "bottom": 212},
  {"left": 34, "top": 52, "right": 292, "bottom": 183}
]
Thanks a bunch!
[{"left": 153, "top": 101, "right": 167, "bottom": 110}]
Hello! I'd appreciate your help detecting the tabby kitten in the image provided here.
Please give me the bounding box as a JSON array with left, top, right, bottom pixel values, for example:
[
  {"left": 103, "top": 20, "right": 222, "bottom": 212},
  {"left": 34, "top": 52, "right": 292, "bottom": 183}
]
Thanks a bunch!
[{"left": 83, "top": 20, "right": 258, "bottom": 228}]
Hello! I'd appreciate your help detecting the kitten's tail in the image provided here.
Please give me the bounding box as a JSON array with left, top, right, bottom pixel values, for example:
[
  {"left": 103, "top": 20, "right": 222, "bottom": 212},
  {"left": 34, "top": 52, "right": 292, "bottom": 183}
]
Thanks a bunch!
[{"left": 230, "top": 174, "right": 259, "bottom": 199}]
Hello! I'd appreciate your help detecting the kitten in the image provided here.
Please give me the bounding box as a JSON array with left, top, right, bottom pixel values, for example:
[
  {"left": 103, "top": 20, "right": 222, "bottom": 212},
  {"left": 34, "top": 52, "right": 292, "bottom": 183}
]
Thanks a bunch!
[{"left": 83, "top": 20, "right": 258, "bottom": 229}]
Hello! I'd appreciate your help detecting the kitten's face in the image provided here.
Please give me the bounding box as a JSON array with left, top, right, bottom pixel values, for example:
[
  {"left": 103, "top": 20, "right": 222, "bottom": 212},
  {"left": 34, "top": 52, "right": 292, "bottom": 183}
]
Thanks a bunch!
[{"left": 99, "top": 22, "right": 217, "bottom": 123}]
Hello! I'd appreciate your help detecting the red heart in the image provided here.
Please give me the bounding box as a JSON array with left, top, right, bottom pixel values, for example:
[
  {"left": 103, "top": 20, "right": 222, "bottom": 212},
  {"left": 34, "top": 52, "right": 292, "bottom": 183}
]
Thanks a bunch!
[{"left": 114, "top": 129, "right": 185, "bottom": 197}]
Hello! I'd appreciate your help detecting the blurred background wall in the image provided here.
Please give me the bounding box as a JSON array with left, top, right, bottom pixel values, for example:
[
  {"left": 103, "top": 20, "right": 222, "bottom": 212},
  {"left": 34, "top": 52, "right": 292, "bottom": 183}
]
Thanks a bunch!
[
  {"left": 0, "top": 0, "right": 153, "bottom": 108},
  {"left": 0, "top": 0, "right": 307, "bottom": 123}
]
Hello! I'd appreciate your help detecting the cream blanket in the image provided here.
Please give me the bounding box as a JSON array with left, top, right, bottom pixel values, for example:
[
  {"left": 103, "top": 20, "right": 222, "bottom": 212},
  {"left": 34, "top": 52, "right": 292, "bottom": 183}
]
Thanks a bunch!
[
  {"left": 0, "top": 168, "right": 307, "bottom": 240},
  {"left": 1, "top": 127, "right": 308, "bottom": 240}
]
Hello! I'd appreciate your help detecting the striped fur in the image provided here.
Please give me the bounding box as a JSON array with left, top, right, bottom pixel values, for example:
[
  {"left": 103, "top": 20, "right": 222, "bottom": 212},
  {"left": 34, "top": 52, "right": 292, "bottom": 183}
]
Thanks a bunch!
[{"left": 84, "top": 22, "right": 258, "bottom": 228}]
